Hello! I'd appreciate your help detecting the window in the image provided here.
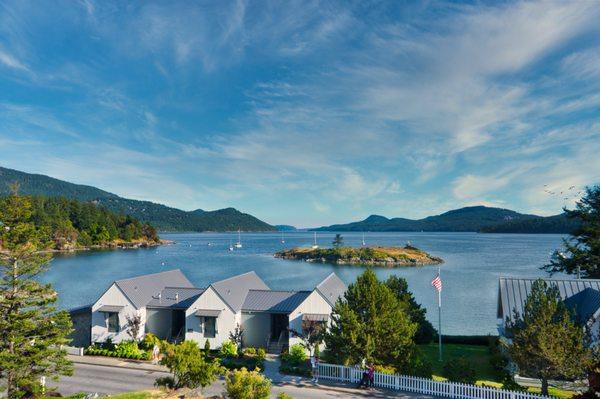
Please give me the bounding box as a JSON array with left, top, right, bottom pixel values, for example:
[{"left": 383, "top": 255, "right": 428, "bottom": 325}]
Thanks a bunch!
[
  {"left": 204, "top": 317, "right": 216, "bottom": 338},
  {"left": 106, "top": 312, "right": 119, "bottom": 333}
]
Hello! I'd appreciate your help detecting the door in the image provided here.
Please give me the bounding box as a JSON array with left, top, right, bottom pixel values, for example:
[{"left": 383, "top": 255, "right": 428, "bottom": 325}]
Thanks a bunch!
[
  {"left": 171, "top": 310, "right": 186, "bottom": 340},
  {"left": 271, "top": 314, "right": 288, "bottom": 342}
]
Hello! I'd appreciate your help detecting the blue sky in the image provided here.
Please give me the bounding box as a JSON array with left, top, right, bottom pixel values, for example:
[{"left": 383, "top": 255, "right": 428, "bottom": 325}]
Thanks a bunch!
[{"left": 1, "top": 1, "right": 599, "bottom": 227}]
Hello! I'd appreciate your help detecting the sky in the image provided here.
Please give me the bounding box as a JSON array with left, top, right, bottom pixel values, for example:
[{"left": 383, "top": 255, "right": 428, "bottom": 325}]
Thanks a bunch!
[{"left": 1, "top": 1, "right": 599, "bottom": 227}]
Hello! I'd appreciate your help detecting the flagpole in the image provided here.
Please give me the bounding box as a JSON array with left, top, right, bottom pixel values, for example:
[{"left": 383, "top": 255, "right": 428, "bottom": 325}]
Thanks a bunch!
[{"left": 438, "top": 267, "right": 442, "bottom": 362}]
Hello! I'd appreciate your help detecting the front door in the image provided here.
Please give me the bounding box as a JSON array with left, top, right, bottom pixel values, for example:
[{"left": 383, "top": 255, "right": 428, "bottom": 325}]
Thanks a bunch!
[
  {"left": 271, "top": 314, "right": 288, "bottom": 341},
  {"left": 171, "top": 310, "right": 186, "bottom": 340}
]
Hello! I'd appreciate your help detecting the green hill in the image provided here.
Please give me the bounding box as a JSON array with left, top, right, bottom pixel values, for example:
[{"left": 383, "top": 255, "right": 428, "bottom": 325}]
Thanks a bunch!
[
  {"left": 315, "top": 206, "right": 575, "bottom": 233},
  {"left": 0, "top": 166, "right": 275, "bottom": 232}
]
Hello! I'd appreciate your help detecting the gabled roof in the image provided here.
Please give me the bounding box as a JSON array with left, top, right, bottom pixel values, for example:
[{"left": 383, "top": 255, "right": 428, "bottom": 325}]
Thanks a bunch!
[
  {"left": 564, "top": 287, "right": 600, "bottom": 324},
  {"left": 146, "top": 287, "right": 206, "bottom": 309},
  {"left": 114, "top": 269, "right": 194, "bottom": 309},
  {"left": 242, "top": 290, "right": 311, "bottom": 313},
  {"left": 497, "top": 277, "right": 600, "bottom": 323},
  {"left": 210, "top": 271, "right": 269, "bottom": 312},
  {"left": 316, "top": 273, "right": 346, "bottom": 306}
]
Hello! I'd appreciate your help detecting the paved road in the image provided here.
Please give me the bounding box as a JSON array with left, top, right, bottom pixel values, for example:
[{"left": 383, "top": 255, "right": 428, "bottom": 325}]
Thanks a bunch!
[{"left": 58, "top": 362, "right": 423, "bottom": 399}]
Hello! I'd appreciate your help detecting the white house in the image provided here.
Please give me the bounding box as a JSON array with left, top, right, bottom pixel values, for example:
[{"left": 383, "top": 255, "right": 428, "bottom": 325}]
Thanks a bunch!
[
  {"left": 497, "top": 276, "right": 600, "bottom": 341},
  {"left": 83, "top": 269, "right": 346, "bottom": 351}
]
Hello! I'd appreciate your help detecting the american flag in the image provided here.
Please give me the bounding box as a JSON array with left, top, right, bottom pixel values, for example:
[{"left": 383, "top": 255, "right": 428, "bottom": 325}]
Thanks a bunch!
[{"left": 431, "top": 274, "right": 442, "bottom": 292}]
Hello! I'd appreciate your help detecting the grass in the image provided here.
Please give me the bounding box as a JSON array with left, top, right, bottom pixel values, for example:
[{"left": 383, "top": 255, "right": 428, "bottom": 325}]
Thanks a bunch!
[
  {"left": 420, "top": 344, "right": 576, "bottom": 398},
  {"left": 107, "top": 391, "right": 162, "bottom": 399},
  {"left": 419, "top": 343, "right": 500, "bottom": 381}
]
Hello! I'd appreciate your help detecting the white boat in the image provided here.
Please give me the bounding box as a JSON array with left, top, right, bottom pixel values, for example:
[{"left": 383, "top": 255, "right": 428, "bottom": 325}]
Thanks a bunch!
[
  {"left": 234, "top": 229, "right": 242, "bottom": 248},
  {"left": 362, "top": 232, "right": 366, "bottom": 246},
  {"left": 311, "top": 232, "right": 319, "bottom": 249},
  {"left": 281, "top": 231, "right": 285, "bottom": 244},
  {"left": 228, "top": 240, "right": 234, "bottom": 251}
]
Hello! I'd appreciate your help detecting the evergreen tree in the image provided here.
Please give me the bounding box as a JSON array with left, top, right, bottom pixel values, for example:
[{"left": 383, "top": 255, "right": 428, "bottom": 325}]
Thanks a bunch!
[
  {"left": 508, "top": 279, "right": 592, "bottom": 396},
  {"left": 385, "top": 275, "right": 436, "bottom": 344},
  {"left": 324, "top": 269, "right": 417, "bottom": 371},
  {"left": 542, "top": 185, "right": 600, "bottom": 278},
  {"left": 0, "top": 188, "right": 73, "bottom": 399}
]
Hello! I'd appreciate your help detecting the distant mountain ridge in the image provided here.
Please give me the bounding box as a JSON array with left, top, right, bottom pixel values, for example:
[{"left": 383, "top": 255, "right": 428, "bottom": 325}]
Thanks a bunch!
[
  {"left": 0, "top": 166, "right": 275, "bottom": 232},
  {"left": 315, "top": 206, "right": 578, "bottom": 234}
]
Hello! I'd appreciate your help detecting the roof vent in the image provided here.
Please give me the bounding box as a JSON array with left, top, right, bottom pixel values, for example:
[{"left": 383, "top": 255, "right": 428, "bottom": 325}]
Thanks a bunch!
[
  {"left": 175, "top": 293, "right": 179, "bottom": 302},
  {"left": 157, "top": 292, "right": 162, "bottom": 301}
]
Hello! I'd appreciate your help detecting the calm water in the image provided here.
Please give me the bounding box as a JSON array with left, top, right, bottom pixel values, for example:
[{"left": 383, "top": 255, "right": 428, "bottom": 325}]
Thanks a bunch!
[{"left": 43, "top": 232, "right": 568, "bottom": 335}]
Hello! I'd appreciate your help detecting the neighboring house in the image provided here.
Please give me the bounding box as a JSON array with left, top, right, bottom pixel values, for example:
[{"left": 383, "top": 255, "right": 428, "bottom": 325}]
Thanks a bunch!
[
  {"left": 76, "top": 269, "right": 346, "bottom": 352},
  {"left": 497, "top": 277, "right": 600, "bottom": 340}
]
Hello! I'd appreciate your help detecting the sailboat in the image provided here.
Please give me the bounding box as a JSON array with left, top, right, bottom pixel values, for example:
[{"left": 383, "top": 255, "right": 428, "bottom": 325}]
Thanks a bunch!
[
  {"left": 311, "top": 232, "right": 319, "bottom": 249},
  {"left": 228, "top": 240, "right": 234, "bottom": 252},
  {"left": 281, "top": 231, "right": 285, "bottom": 244},
  {"left": 234, "top": 229, "right": 243, "bottom": 248},
  {"left": 361, "top": 232, "right": 366, "bottom": 246}
]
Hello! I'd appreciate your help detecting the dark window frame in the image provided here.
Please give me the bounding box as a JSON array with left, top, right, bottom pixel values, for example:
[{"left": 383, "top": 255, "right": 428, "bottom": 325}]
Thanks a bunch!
[
  {"left": 203, "top": 316, "right": 217, "bottom": 338},
  {"left": 105, "top": 312, "right": 120, "bottom": 333}
]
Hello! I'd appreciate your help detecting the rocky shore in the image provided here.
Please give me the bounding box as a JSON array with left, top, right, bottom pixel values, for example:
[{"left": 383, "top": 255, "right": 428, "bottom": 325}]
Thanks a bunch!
[
  {"left": 45, "top": 239, "right": 171, "bottom": 253},
  {"left": 274, "top": 245, "right": 443, "bottom": 267}
]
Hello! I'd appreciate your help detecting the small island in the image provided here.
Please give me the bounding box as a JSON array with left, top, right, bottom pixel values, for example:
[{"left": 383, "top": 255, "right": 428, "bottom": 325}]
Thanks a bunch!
[{"left": 274, "top": 244, "right": 443, "bottom": 267}]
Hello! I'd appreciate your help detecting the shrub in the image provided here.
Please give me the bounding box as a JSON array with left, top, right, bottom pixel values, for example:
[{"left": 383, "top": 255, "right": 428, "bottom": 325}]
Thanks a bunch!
[
  {"left": 220, "top": 340, "right": 238, "bottom": 357},
  {"left": 140, "top": 333, "right": 161, "bottom": 351},
  {"left": 160, "top": 341, "right": 223, "bottom": 389},
  {"left": 226, "top": 368, "right": 271, "bottom": 399},
  {"left": 243, "top": 347, "right": 257, "bottom": 356},
  {"left": 277, "top": 393, "right": 293, "bottom": 399},
  {"left": 279, "top": 364, "right": 312, "bottom": 377},
  {"left": 443, "top": 357, "right": 477, "bottom": 384},
  {"left": 204, "top": 339, "right": 211, "bottom": 353},
  {"left": 288, "top": 344, "right": 307, "bottom": 364},
  {"left": 374, "top": 365, "right": 396, "bottom": 375},
  {"left": 256, "top": 348, "right": 266, "bottom": 361},
  {"left": 154, "top": 376, "right": 176, "bottom": 389}
]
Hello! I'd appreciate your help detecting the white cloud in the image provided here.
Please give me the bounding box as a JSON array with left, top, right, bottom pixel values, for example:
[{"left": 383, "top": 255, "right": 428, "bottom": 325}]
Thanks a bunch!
[{"left": 0, "top": 49, "right": 28, "bottom": 71}]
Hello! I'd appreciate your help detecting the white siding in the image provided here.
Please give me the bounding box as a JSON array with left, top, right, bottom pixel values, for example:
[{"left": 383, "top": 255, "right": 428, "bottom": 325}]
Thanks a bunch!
[
  {"left": 287, "top": 290, "right": 332, "bottom": 350},
  {"left": 185, "top": 287, "right": 236, "bottom": 349},
  {"left": 91, "top": 284, "right": 145, "bottom": 343}
]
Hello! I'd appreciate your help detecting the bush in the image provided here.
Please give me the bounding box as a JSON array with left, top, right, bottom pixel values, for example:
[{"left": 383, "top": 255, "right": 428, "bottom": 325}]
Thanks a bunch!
[
  {"left": 500, "top": 373, "right": 526, "bottom": 392},
  {"left": 279, "top": 364, "right": 312, "bottom": 377},
  {"left": 154, "top": 376, "right": 176, "bottom": 389},
  {"left": 140, "top": 333, "right": 161, "bottom": 351},
  {"left": 256, "top": 348, "right": 266, "bottom": 361},
  {"left": 288, "top": 344, "right": 307, "bottom": 364},
  {"left": 225, "top": 368, "right": 271, "bottom": 399},
  {"left": 221, "top": 357, "right": 264, "bottom": 371},
  {"left": 160, "top": 341, "right": 223, "bottom": 389},
  {"left": 374, "top": 365, "right": 396, "bottom": 375},
  {"left": 220, "top": 340, "right": 238, "bottom": 357},
  {"left": 243, "top": 347, "right": 257, "bottom": 356},
  {"left": 277, "top": 393, "right": 293, "bottom": 399},
  {"left": 443, "top": 357, "right": 477, "bottom": 384}
]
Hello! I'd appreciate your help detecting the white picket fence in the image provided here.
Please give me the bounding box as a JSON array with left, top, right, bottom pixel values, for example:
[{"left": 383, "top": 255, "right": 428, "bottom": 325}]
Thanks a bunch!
[{"left": 318, "top": 363, "right": 556, "bottom": 399}]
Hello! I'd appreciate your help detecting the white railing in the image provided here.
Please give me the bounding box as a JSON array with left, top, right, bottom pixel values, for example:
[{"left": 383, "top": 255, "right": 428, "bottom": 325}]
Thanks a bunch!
[{"left": 318, "top": 363, "right": 557, "bottom": 399}]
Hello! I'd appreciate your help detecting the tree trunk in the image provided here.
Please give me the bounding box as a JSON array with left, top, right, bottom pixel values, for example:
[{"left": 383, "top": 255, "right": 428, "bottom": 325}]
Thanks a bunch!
[{"left": 541, "top": 377, "right": 549, "bottom": 397}]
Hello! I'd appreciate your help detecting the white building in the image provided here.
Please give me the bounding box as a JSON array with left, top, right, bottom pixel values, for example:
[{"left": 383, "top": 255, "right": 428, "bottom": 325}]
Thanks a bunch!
[{"left": 82, "top": 269, "right": 346, "bottom": 351}]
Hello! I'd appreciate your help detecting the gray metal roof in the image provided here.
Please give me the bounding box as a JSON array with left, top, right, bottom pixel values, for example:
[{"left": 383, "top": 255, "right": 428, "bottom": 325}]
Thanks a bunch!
[
  {"left": 564, "top": 287, "right": 600, "bottom": 324},
  {"left": 195, "top": 309, "right": 222, "bottom": 317},
  {"left": 146, "top": 287, "right": 205, "bottom": 309},
  {"left": 210, "top": 271, "right": 269, "bottom": 312},
  {"left": 242, "top": 290, "right": 311, "bottom": 313},
  {"left": 114, "top": 269, "right": 194, "bottom": 309},
  {"left": 497, "top": 277, "right": 600, "bottom": 323},
  {"left": 316, "top": 273, "right": 346, "bottom": 306}
]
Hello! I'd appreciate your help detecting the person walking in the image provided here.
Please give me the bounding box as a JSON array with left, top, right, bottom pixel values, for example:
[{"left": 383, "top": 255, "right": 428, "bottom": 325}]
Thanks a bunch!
[
  {"left": 310, "top": 354, "right": 320, "bottom": 383},
  {"left": 367, "top": 363, "right": 375, "bottom": 389},
  {"left": 152, "top": 343, "right": 160, "bottom": 364}
]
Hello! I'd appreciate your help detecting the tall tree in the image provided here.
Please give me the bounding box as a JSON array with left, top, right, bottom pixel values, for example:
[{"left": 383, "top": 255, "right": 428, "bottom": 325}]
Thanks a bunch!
[
  {"left": 385, "top": 275, "right": 436, "bottom": 344},
  {"left": 542, "top": 185, "right": 600, "bottom": 278},
  {"left": 508, "top": 279, "right": 592, "bottom": 396},
  {"left": 324, "top": 269, "right": 417, "bottom": 371},
  {"left": 0, "top": 188, "right": 73, "bottom": 399}
]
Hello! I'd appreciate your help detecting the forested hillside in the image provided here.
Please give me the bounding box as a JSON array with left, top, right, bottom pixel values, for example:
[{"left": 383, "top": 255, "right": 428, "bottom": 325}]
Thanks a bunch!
[
  {"left": 0, "top": 194, "right": 160, "bottom": 250},
  {"left": 0, "top": 166, "right": 275, "bottom": 232}
]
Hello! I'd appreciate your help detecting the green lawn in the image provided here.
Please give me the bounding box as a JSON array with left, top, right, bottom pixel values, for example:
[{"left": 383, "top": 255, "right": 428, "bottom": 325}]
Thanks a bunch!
[{"left": 419, "top": 343, "right": 500, "bottom": 381}]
